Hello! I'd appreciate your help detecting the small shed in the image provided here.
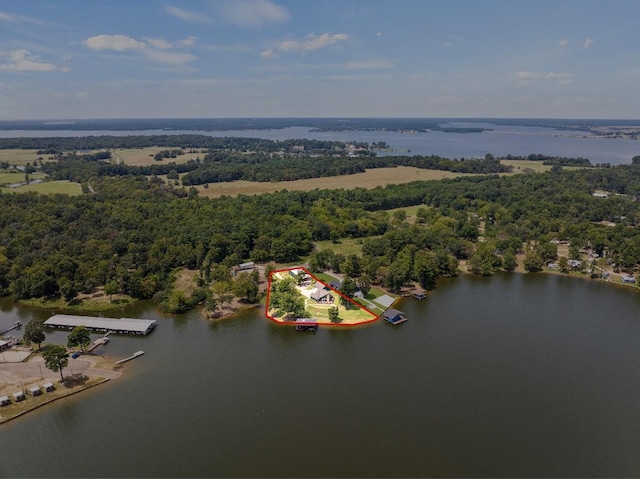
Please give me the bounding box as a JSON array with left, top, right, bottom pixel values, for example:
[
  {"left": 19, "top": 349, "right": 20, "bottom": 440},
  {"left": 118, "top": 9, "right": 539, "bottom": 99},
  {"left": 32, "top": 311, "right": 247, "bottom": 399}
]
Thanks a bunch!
[
  {"left": 13, "top": 391, "right": 25, "bottom": 402},
  {"left": 43, "top": 382, "right": 55, "bottom": 392},
  {"left": 0, "top": 395, "right": 10, "bottom": 406},
  {"left": 30, "top": 386, "right": 42, "bottom": 397},
  {"left": 383, "top": 308, "right": 408, "bottom": 325}
]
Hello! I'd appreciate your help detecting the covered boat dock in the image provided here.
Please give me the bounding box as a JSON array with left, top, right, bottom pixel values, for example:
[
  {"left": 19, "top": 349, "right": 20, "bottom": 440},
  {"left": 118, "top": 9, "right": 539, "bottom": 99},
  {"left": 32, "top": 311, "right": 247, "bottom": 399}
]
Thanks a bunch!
[{"left": 44, "top": 314, "right": 157, "bottom": 335}]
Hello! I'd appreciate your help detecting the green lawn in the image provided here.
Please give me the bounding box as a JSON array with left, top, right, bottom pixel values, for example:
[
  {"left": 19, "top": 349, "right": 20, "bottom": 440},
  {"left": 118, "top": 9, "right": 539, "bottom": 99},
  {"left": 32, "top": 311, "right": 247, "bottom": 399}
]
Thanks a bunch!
[
  {"left": 0, "top": 171, "right": 45, "bottom": 185},
  {"left": 314, "top": 237, "right": 375, "bottom": 256}
]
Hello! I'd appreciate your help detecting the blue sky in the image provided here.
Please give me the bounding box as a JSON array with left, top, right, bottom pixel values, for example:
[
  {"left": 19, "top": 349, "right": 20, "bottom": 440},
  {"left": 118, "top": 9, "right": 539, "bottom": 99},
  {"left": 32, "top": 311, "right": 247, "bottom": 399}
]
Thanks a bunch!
[{"left": 1, "top": 0, "right": 639, "bottom": 119}]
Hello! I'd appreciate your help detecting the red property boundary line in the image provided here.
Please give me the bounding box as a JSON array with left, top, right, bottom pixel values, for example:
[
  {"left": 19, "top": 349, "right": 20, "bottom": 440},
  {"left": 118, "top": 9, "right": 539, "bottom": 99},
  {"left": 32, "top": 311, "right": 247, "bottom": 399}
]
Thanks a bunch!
[{"left": 265, "top": 266, "right": 380, "bottom": 328}]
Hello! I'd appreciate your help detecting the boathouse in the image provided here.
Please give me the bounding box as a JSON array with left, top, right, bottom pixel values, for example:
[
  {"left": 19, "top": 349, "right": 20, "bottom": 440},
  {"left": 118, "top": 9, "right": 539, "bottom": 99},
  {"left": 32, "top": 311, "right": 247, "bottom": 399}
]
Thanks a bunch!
[
  {"left": 13, "top": 391, "right": 25, "bottom": 402},
  {"left": 29, "top": 386, "right": 42, "bottom": 397},
  {"left": 43, "top": 382, "right": 55, "bottom": 392},
  {"left": 44, "top": 314, "right": 157, "bottom": 335},
  {"left": 382, "top": 308, "right": 408, "bottom": 325},
  {"left": 0, "top": 395, "right": 10, "bottom": 406},
  {"left": 294, "top": 318, "right": 318, "bottom": 331}
]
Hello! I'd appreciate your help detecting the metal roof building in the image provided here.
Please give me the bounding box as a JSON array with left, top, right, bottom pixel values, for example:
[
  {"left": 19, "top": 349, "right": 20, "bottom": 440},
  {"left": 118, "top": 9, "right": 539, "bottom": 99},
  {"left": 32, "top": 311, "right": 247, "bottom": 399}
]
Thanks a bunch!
[{"left": 44, "top": 314, "right": 157, "bottom": 335}]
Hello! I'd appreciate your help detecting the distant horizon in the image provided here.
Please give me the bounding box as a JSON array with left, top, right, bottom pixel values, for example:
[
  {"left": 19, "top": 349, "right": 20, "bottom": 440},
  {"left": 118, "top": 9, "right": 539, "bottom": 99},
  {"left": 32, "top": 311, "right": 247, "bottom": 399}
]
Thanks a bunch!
[{"left": 2, "top": 116, "right": 640, "bottom": 123}]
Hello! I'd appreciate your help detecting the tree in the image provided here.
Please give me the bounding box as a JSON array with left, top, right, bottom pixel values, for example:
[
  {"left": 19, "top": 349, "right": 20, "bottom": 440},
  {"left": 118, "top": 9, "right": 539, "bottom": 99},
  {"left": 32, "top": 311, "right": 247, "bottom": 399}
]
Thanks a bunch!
[
  {"left": 67, "top": 325, "right": 91, "bottom": 352},
  {"left": 43, "top": 345, "right": 69, "bottom": 383},
  {"left": 523, "top": 249, "right": 543, "bottom": 273},
  {"left": 328, "top": 306, "right": 340, "bottom": 323},
  {"left": 23, "top": 318, "right": 46, "bottom": 350},
  {"left": 502, "top": 251, "right": 518, "bottom": 272},
  {"left": 357, "top": 274, "right": 372, "bottom": 296}
]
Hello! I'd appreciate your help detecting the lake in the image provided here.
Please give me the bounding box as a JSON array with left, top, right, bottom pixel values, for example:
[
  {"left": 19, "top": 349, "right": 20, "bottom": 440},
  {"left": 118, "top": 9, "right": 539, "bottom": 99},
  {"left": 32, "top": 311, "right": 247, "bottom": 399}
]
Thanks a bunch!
[
  {"left": 0, "top": 122, "right": 638, "bottom": 165},
  {"left": 2, "top": 273, "right": 640, "bottom": 477}
]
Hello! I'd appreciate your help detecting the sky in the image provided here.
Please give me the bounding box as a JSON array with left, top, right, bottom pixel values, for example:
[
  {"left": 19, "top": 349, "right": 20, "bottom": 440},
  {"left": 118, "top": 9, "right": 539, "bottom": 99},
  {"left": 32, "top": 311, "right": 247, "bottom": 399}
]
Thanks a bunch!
[{"left": 1, "top": 0, "right": 639, "bottom": 120}]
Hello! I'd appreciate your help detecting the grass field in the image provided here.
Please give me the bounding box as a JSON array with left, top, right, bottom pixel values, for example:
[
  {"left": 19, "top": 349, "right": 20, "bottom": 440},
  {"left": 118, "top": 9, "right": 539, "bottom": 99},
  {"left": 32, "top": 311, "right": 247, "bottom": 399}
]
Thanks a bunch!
[
  {"left": 196, "top": 166, "right": 469, "bottom": 198},
  {"left": 0, "top": 180, "right": 82, "bottom": 195},
  {"left": 112, "top": 147, "right": 205, "bottom": 166},
  {"left": 313, "top": 237, "right": 372, "bottom": 257},
  {"left": 0, "top": 149, "right": 42, "bottom": 166},
  {"left": 0, "top": 171, "right": 45, "bottom": 185}
]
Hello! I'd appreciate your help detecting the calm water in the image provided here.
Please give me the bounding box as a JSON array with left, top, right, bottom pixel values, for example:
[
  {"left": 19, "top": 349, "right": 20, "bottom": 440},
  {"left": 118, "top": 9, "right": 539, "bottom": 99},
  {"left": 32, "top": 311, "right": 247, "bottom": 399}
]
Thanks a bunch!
[
  {"left": 2, "top": 273, "right": 640, "bottom": 477},
  {"left": 0, "top": 124, "right": 638, "bottom": 164}
]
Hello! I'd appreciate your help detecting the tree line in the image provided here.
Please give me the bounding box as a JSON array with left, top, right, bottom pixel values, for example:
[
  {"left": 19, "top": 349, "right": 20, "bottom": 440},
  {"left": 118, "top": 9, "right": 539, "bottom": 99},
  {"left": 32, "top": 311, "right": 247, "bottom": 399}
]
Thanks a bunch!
[{"left": 3, "top": 164, "right": 640, "bottom": 308}]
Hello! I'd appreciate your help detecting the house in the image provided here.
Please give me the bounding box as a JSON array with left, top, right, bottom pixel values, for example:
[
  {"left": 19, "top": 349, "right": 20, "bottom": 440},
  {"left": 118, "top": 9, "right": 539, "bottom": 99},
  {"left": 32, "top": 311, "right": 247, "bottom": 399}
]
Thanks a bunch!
[
  {"left": 621, "top": 275, "right": 636, "bottom": 283},
  {"left": 311, "top": 286, "right": 334, "bottom": 304},
  {"left": 567, "top": 259, "right": 581, "bottom": 268},
  {"left": 382, "top": 308, "right": 407, "bottom": 325},
  {"left": 329, "top": 280, "right": 342, "bottom": 291}
]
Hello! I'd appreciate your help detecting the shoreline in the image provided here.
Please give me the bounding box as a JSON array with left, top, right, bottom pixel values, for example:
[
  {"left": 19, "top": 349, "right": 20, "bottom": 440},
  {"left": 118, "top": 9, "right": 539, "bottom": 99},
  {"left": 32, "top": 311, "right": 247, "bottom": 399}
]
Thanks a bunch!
[{"left": 0, "top": 352, "right": 121, "bottom": 426}]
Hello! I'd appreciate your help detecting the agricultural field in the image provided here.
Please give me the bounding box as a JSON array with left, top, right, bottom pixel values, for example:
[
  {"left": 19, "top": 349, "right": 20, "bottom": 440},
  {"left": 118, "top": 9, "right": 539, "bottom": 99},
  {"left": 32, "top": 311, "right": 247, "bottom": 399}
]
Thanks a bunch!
[
  {"left": 112, "top": 147, "right": 205, "bottom": 166},
  {"left": 0, "top": 180, "right": 82, "bottom": 195},
  {"left": 0, "top": 149, "right": 42, "bottom": 166},
  {"left": 196, "top": 166, "right": 469, "bottom": 198}
]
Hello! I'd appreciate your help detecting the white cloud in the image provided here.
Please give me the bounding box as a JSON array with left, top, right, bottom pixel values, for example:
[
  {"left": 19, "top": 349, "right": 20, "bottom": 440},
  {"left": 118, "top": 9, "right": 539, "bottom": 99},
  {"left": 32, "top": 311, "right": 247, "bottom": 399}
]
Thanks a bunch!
[
  {"left": 583, "top": 38, "right": 594, "bottom": 48},
  {"left": 178, "top": 36, "right": 197, "bottom": 48},
  {"left": 558, "top": 39, "right": 569, "bottom": 47},
  {"left": 376, "top": 32, "right": 383, "bottom": 37},
  {"left": 514, "top": 71, "right": 573, "bottom": 85},
  {"left": 514, "top": 71, "right": 539, "bottom": 80},
  {"left": 546, "top": 72, "right": 573, "bottom": 84},
  {"left": 260, "top": 48, "right": 277, "bottom": 59},
  {"left": 165, "top": 5, "right": 212, "bottom": 24},
  {"left": 220, "top": 0, "right": 289, "bottom": 28},
  {"left": 0, "top": 49, "right": 58, "bottom": 72},
  {"left": 83, "top": 34, "right": 197, "bottom": 65},
  {"left": 146, "top": 38, "right": 173, "bottom": 50},
  {"left": 277, "top": 33, "right": 349, "bottom": 54},
  {"left": 84, "top": 34, "right": 146, "bottom": 51}
]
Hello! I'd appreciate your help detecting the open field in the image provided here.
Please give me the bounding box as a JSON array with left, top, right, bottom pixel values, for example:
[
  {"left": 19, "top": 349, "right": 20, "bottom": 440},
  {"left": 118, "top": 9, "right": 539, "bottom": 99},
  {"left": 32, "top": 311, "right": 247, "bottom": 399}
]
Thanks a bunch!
[
  {"left": 500, "top": 159, "right": 585, "bottom": 173},
  {"left": 196, "top": 166, "right": 470, "bottom": 198},
  {"left": 0, "top": 180, "right": 82, "bottom": 196},
  {"left": 314, "top": 237, "right": 372, "bottom": 257},
  {"left": 0, "top": 171, "right": 45, "bottom": 185},
  {"left": 112, "top": 147, "right": 205, "bottom": 166},
  {"left": 0, "top": 149, "right": 42, "bottom": 166}
]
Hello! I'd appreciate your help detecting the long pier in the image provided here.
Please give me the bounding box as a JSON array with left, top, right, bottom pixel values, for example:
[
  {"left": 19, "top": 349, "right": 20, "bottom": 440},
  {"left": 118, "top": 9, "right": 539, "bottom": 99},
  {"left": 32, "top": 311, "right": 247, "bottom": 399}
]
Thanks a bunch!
[
  {"left": 0, "top": 321, "right": 21, "bottom": 336},
  {"left": 115, "top": 351, "right": 144, "bottom": 365}
]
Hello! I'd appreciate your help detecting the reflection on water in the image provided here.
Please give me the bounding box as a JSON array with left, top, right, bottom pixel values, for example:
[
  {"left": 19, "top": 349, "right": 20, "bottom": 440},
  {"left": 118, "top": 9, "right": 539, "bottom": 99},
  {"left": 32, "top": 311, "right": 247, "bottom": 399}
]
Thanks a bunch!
[{"left": 2, "top": 274, "right": 640, "bottom": 477}]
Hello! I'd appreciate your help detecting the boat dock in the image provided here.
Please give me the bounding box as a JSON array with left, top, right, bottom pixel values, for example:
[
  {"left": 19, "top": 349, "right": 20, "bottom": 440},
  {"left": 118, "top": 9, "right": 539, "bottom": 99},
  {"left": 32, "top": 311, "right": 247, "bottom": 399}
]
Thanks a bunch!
[
  {"left": 44, "top": 315, "right": 156, "bottom": 335},
  {"left": 86, "top": 332, "right": 112, "bottom": 352},
  {"left": 382, "top": 308, "right": 408, "bottom": 325},
  {"left": 115, "top": 351, "right": 144, "bottom": 365},
  {"left": 412, "top": 291, "right": 426, "bottom": 300},
  {"left": 0, "top": 321, "right": 22, "bottom": 335}
]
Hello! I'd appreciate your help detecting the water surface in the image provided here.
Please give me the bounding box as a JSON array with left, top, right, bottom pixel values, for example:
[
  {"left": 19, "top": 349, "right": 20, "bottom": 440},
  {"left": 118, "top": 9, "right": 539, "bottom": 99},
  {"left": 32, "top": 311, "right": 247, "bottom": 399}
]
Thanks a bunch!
[{"left": 2, "top": 274, "right": 640, "bottom": 477}]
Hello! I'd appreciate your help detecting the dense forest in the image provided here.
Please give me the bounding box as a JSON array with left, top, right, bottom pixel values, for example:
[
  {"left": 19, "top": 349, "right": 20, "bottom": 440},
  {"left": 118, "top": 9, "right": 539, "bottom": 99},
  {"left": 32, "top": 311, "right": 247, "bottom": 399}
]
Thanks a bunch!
[{"left": 2, "top": 163, "right": 640, "bottom": 312}]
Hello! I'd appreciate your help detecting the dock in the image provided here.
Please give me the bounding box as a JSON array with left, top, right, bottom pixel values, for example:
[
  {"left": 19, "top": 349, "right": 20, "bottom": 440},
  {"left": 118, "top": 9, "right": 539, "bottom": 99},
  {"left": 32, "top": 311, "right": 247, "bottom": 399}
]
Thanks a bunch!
[
  {"left": 382, "top": 308, "right": 408, "bottom": 325},
  {"left": 44, "top": 315, "right": 156, "bottom": 335},
  {"left": 0, "top": 321, "right": 22, "bottom": 335},
  {"left": 86, "top": 332, "right": 112, "bottom": 352},
  {"left": 115, "top": 351, "right": 144, "bottom": 365},
  {"left": 412, "top": 291, "right": 426, "bottom": 300},
  {"left": 294, "top": 319, "right": 318, "bottom": 331}
]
